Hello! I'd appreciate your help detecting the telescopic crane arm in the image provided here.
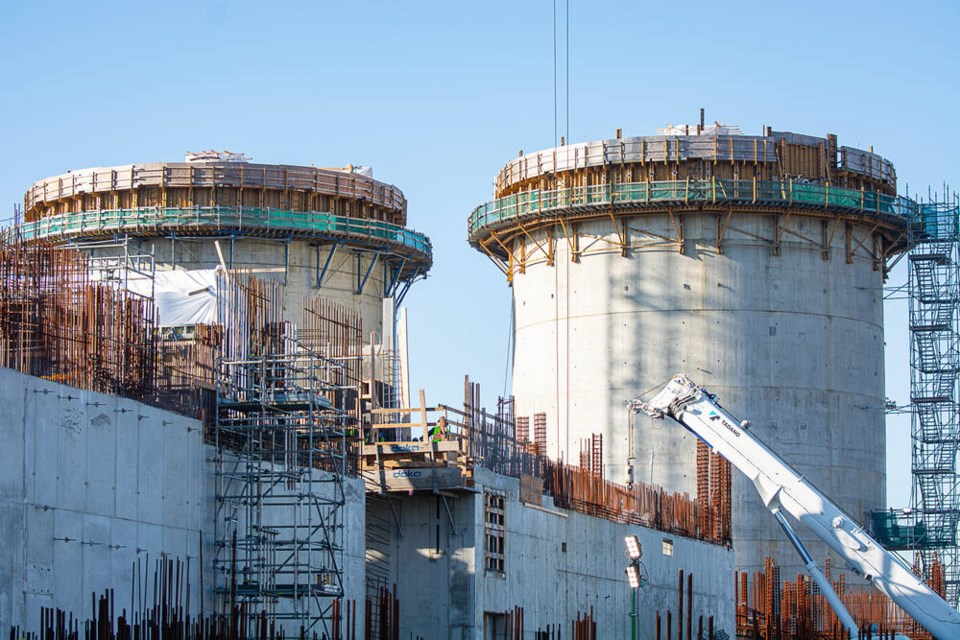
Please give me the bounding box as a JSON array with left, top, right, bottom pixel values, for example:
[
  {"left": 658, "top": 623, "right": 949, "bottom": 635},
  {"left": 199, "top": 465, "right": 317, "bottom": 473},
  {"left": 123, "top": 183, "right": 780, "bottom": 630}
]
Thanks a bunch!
[{"left": 629, "top": 374, "right": 960, "bottom": 640}]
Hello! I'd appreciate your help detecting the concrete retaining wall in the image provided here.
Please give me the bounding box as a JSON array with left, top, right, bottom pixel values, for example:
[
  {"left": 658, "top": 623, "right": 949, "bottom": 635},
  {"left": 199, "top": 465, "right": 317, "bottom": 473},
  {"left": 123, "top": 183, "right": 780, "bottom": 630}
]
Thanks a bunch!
[
  {"left": 374, "top": 467, "right": 734, "bottom": 639},
  {"left": 0, "top": 368, "right": 366, "bottom": 632},
  {"left": 0, "top": 368, "right": 211, "bottom": 629},
  {"left": 0, "top": 365, "right": 732, "bottom": 637}
]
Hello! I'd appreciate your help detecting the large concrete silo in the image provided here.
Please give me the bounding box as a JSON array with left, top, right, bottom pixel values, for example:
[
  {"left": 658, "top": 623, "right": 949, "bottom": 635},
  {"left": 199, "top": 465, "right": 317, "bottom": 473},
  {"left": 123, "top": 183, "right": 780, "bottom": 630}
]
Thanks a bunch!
[
  {"left": 468, "top": 124, "right": 910, "bottom": 573},
  {"left": 12, "top": 152, "right": 432, "bottom": 629},
  {"left": 21, "top": 152, "right": 432, "bottom": 336}
]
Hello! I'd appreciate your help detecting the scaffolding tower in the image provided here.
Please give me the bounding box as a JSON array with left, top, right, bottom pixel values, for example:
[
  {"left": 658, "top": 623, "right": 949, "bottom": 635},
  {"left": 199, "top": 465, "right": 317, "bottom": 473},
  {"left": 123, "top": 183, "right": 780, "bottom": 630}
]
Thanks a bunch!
[
  {"left": 909, "top": 200, "right": 960, "bottom": 606},
  {"left": 214, "top": 335, "right": 349, "bottom": 634}
]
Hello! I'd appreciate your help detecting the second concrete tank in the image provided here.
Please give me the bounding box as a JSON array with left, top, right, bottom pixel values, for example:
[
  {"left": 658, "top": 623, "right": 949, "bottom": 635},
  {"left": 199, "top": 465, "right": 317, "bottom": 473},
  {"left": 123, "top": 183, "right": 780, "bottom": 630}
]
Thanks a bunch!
[{"left": 468, "top": 124, "right": 913, "bottom": 574}]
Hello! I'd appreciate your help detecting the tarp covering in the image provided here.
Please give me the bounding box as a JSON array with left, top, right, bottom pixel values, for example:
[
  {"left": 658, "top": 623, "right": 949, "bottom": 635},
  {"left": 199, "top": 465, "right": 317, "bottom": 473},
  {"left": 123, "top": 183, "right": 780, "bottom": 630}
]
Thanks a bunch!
[{"left": 125, "top": 269, "right": 219, "bottom": 326}]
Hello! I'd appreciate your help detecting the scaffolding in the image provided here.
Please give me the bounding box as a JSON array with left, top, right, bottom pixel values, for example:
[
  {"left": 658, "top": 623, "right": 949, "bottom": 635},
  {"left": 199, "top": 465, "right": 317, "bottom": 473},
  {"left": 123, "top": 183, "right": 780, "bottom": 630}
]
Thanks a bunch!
[
  {"left": 908, "top": 199, "right": 960, "bottom": 605},
  {"left": 213, "top": 332, "right": 351, "bottom": 635},
  {"left": 73, "top": 236, "right": 157, "bottom": 299},
  {"left": 871, "top": 198, "right": 960, "bottom": 606}
]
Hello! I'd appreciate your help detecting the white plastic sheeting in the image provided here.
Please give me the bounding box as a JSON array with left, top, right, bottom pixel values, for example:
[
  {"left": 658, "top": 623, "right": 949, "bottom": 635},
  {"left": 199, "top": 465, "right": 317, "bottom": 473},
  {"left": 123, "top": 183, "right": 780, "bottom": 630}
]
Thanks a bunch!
[{"left": 126, "top": 269, "right": 220, "bottom": 326}]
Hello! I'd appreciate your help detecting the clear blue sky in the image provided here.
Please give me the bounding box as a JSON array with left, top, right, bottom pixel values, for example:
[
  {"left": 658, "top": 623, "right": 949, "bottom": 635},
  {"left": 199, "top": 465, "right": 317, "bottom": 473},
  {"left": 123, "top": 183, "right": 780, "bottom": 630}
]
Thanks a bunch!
[{"left": 1, "top": 0, "right": 957, "bottom": 509}]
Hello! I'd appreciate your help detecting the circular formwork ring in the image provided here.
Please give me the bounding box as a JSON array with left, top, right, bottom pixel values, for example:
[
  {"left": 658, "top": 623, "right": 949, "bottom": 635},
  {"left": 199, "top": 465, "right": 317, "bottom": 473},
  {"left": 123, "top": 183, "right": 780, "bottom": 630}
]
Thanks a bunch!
[
  {"left": 13, "top": 206, "right": 433, "bottom": 280},
  {"left": 24, "top": 162, "right": 408, "bottom": 225},
  {"left": 468, "top": 179, "right": 916, "bottom": 259}
]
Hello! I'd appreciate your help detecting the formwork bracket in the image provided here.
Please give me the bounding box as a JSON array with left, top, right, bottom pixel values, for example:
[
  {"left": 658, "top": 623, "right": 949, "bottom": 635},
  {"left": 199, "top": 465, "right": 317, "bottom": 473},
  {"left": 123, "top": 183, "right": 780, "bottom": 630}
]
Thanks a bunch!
[
  {"left": 477, "top": 240, "right": 510, "bottom": 277},
  {"left": 384, "top": 257, "right": 408, "bottom": 298},
  {"left": 316, "top": 242, "right": 342, "bottom": 289},
  {"left": 394, "top": 266, "right": 423, "bottom": 306},
  {"left": 356, "top": 250, "right": 381, "bottom": 295},
  {"left": 667, "top": 211, "right": 685, "bottom": 254},
  {"left": 846, "top": 222, "right": 880, "bottom": 265},
  {"left": 716, "top": 209, "right": 734, "bottom": 255},
  {"left": 438, "top": 493, "right": 462, "bottom": 539},
  {"left": 387, "top": 495, "right": 405, "bottom": 538}
]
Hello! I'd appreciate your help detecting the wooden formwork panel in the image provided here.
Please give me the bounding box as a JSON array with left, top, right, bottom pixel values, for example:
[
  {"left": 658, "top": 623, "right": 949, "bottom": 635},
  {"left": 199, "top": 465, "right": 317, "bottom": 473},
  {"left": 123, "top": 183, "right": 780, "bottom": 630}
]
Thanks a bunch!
[
  {"left": 364, "top": 464, "right": 464, "bottom": 493},
  {"left": 24, "top": 161, "right": 407, "bottom": 222}
]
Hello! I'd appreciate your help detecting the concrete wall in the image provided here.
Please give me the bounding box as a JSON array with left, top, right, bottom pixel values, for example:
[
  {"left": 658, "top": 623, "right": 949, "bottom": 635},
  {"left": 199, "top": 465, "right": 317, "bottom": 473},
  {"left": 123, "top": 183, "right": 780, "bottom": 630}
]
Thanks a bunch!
[
  {"left": 0, "top": 368, "right": 367, "bottom": 632},
  {"left": 0, "top": 367, "right": 211, "bottom": 629},
  {"left": 0, "top": 355, "right": 733, "bottom": 637},
  {"left": 509, "top": 211, "right": 886, "bottom": 576},
  {"left": 375, "top": 468, "right": 734, "bottom": 640}
]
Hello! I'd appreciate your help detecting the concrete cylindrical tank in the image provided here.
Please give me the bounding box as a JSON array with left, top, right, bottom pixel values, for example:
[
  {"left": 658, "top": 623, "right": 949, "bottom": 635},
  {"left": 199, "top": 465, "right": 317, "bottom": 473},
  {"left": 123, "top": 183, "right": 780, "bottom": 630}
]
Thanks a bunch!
[
  {"left": 468, "top": 125, "right": 910, "bottom": 574},
  {"left": 21, "top": 153, "right": 432, "bottom": 335}
]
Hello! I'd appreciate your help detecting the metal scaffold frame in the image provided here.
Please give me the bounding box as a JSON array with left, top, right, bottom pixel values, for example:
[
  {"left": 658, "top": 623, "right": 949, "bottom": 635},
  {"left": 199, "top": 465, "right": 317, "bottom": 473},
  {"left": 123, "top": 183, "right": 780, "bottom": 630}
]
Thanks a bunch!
[
  {"left": 908, "top": 200, "right": 960, "bottom": 606},
  {"left": 60, "top": 237, "right": 157, "bottom": 300},
  {"left": 213, "top": 336, "right": 350, "bottom": 635}
]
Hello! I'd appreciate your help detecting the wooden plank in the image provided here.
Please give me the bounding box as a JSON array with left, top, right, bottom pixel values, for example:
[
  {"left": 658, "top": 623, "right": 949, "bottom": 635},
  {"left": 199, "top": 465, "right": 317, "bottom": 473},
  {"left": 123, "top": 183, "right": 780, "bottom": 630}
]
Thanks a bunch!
[
  {"left": 371, "top": 459, "right": 437, "bottom": 469},
  {"left": 371, "top": 421, "right": 428, "bottom": 430},
  {"left": 419, "top": 389, "right": 428, "bottom": 429},
  {"left": 371, "top": 406, "right": 435, "bottom": 415},
  {"left": 365, "top": 466, "right": 463, "bottom": 493},
  {"left": 361, "top": 440, "right": 460, "bottom": 456}
]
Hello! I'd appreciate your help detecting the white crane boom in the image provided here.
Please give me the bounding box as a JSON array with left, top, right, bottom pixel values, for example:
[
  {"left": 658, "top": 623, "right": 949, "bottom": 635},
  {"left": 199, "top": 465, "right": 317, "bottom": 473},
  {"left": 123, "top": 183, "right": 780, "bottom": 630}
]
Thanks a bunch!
[{"left": 630, "top": 374, "right": 960, "bottom": 640}]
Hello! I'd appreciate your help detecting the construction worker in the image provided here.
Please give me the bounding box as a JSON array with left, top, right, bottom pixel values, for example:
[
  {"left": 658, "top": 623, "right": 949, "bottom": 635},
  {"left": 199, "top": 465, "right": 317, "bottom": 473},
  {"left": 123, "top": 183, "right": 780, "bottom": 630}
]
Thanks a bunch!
[{"left": 428, "top": 416, "right": 447, "bottom": 442}]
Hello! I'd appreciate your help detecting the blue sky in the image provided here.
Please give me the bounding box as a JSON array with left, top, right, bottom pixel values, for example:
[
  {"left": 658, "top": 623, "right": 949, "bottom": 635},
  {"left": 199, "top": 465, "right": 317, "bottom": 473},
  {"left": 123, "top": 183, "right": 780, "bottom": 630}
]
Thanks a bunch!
[{"left": 1, "top": 0, "right": 958, "bottom": 508}]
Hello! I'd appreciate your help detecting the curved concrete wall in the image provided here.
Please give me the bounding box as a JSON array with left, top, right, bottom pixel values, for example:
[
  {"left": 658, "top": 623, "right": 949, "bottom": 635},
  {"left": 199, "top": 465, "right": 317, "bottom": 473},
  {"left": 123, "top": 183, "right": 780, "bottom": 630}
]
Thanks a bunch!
[
  {"left": 107, "top": 238, "right": 389, "bottom": 335},
  {"left": 510, "top": 211, "right": 886, "bottom": 573}
]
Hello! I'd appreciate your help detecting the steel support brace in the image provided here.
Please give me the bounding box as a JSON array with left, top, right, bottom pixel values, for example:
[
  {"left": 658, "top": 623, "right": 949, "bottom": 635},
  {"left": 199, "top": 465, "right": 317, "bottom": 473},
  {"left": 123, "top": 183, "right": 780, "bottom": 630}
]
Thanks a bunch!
[
  {"left": 478, "top": 241, "right": 510, "bottom": 276},
  {"left": 384, "top": 257, "right": 408, "bottom": 298},
  {"left": 356, "top": 251, "right": 380, "bottom": 295},
  {"left": 847, "top": 223, "right": 880, "bottom": 264},
  {"left": 387, "top": 496, "right": 405, "bottom": 538},
  {"left": 316, "top": 242, "right": 341, "bottom": 289},
  {"left": 439, "top": 493, "right": 462, "bottom": 538},
  {"left": 394, "top": 267, "right": 421, "bottom": 306},
  {"left": 716, "top": 210, "right": 733, "bottom": 255}
]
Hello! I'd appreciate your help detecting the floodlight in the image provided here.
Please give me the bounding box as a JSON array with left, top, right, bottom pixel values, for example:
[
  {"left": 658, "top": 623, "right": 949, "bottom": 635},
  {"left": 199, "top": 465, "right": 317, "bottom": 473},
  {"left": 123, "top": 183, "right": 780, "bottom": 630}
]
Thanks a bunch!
[
  {"left": 625, "top": 564, "right": 641, "bottom": 589},
  {"left": 624, "top": 535, "right": 642, "bottom": 560}
]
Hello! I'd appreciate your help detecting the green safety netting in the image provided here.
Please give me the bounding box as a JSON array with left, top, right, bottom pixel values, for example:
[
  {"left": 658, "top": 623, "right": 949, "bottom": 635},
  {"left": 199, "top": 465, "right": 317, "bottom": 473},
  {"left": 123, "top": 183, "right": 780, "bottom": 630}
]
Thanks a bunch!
[
  {"left": 468, "top": 180, "right": 921, "bottom": 236},
  {"left": 16, "top": 207, "right": 433, "bottom": 257}
]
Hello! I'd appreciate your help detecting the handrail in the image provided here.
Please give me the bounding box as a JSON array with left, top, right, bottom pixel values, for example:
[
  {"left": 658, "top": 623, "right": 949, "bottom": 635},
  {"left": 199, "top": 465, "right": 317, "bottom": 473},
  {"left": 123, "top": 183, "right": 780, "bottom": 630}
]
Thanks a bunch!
[
  {"left": 13, "top": 206, "right": 433, "bottom": 258},
  {"left": 468, "top": 180, "right": 919, "bottom": 237}
]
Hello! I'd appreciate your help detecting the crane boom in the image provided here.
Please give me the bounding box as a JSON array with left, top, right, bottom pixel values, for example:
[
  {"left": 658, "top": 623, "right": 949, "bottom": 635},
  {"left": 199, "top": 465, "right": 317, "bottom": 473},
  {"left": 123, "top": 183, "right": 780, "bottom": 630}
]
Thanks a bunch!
[{"left": 630, "top": 374, "right": 960, "bottom": 640}]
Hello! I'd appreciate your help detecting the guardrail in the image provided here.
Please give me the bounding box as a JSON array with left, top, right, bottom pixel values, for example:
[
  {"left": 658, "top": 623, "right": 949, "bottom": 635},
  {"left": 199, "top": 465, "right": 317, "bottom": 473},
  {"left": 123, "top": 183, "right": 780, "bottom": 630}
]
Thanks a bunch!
[
  {"left": 468, "top": 179, "right": 919, "bottom": 236},
  {"left": 15, "top": 206, "right": 433, "bottom": 258}
]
